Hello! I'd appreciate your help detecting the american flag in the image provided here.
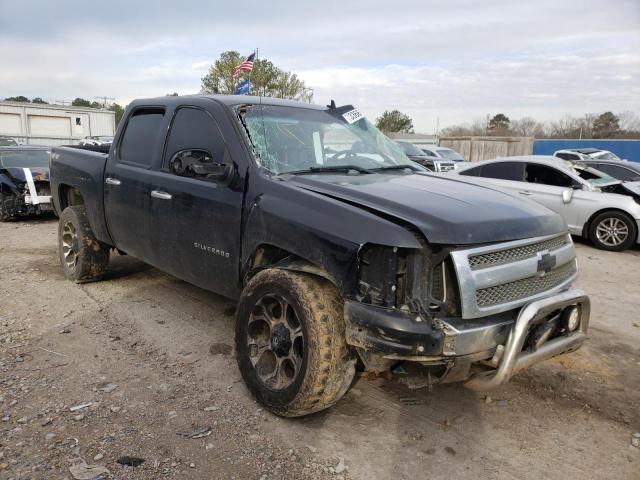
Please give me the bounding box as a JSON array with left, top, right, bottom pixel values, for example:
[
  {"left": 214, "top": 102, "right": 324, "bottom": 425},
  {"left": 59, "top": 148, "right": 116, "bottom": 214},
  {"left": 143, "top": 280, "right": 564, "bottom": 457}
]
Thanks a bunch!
[{"left": 233, "top": 52, "right": 255, "bottom": 78}]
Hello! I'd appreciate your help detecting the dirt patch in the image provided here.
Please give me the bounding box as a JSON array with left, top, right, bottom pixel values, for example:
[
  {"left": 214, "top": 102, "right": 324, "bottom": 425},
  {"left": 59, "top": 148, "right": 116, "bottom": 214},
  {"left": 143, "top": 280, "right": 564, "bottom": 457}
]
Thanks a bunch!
[{"left": 1, "top": 219, "right": 639, "bottom": 479}]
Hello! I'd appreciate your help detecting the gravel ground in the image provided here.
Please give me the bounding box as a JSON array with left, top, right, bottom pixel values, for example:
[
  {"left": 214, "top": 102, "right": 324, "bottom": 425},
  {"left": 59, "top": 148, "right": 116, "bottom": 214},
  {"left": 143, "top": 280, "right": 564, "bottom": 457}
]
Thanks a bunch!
[{"left": 1, "top": 215, "right": 639, "bottom": 480}]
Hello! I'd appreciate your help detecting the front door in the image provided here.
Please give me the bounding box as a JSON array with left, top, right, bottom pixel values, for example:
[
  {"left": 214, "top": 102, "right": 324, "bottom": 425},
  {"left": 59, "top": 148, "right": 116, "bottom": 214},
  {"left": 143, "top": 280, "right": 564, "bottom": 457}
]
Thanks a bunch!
[
  {"left": 522, "top": 162, "right": 579, "bottom": 229},
  {"left": 148, "top": 105, "right": 244, "bottom": 298}
]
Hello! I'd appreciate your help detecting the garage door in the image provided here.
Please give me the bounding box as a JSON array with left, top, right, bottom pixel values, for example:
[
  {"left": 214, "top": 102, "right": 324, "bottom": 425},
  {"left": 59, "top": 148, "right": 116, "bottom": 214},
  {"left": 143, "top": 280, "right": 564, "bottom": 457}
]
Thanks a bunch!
[
  {"left": 0, "top": 113, "right": 22, "bottom": 135},
  {"left": 28, "top": 115, "right": 71, "bottom": 136}
]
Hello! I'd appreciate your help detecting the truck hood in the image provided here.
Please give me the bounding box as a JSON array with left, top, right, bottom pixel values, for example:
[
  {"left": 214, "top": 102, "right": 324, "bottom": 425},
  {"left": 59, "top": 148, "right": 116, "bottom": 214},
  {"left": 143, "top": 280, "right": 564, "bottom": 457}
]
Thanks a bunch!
[
  {"left": 1, "top": 167, "right": 50, "bottom": 184},
  {"left": 285, "top": 172, "right": 566, "bottom": 245}
]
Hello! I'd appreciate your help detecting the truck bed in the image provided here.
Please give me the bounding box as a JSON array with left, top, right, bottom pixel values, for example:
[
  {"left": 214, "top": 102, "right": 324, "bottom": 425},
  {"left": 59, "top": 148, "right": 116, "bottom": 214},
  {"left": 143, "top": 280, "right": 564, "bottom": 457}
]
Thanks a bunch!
[{"left": 50, "top": 146, "right": 112, "bottom": 245}]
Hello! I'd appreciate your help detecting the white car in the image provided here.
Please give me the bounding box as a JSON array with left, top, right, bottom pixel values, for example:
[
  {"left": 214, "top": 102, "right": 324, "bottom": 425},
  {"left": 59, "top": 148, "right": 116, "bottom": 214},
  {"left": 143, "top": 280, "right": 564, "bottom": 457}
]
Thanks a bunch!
[
  {"left": 554, "top": 148, "right": 621, "bottom": 161},
  {"left": 420, "top": 145, "right": 466, "bottom": 162},
  {"left": 454, "top": 155, "right": 640, "bottom": 251},
  {"left": 78, "top": 136, "right": 114, "bottom": 146}
]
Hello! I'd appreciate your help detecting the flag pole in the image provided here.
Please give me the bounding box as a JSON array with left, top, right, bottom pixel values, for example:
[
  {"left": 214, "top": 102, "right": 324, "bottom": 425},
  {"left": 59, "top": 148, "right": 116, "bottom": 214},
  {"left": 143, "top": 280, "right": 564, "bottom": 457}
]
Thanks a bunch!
[{"left": 255, "top": 48, "right": 259, "bottom": 97}]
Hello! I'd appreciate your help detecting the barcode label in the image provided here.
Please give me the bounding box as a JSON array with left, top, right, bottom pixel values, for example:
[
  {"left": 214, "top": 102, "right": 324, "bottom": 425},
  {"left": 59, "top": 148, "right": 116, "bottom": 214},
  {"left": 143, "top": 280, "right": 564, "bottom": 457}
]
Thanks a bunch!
[{"left": 342, "top": 109, "right": 364, "bottom": 124}]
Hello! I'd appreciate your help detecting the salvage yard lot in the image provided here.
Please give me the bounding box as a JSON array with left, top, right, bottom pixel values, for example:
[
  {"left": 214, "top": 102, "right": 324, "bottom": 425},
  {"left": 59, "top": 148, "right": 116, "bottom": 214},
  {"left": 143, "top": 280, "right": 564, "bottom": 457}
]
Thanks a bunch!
[{"left": 1, "top": 216, "right": 639, "bottom": 479}]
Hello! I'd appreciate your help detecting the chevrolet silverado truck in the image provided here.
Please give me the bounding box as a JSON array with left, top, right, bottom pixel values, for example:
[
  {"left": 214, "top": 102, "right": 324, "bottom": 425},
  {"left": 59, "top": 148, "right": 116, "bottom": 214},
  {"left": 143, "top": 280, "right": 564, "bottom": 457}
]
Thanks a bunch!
[{"left": 50, "top": 95, "right": 590, "bottom": 417}]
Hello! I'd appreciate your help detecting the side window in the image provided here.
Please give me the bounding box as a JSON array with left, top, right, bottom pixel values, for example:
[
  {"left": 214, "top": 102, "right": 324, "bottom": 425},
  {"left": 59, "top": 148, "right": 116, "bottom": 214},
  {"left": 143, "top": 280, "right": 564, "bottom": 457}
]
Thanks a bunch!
[
  {"left": 480, "top": 162, "right": 525, "bottom": 181},
  {"left": 423, "top": 149, "right": 435, "bottom": 156},
  {"left": 119, "top": 109, "right": 165, "bottom": 166},
  {"left": 556, "top": 152, "right": 578, "bottom": 160},
  {"left": 593, "top": 164, "right": 639, "bottom": 181},
  {"left": 525, "top": 163, "right": 573, "bottom": 187},
  {"left": 164, "top": 107, "right": 227, "bottom": 178},
  {"left": 458, "top": 165, "right": 482, "bottom": 176}
]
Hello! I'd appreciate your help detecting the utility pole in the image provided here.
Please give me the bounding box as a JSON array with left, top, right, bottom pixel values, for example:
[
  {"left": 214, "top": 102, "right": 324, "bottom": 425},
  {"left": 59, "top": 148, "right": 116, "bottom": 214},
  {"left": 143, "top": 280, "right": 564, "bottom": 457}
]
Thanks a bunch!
[{"left": 94, "top": 96, "right": 115, "bottom": 108}]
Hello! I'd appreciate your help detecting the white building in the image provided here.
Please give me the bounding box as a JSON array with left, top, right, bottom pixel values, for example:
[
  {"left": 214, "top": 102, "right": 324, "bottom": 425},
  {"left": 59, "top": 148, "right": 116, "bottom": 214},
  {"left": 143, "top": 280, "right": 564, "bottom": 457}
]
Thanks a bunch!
[{"left": 0, "top": 101, "right": 116, "bottom": 146}]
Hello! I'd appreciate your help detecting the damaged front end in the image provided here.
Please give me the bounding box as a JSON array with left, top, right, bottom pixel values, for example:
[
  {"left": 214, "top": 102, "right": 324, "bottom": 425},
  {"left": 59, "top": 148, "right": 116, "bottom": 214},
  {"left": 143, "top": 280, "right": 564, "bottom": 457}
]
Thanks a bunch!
[
  {"left": 0, "top": 167, "right": 53, "bottom": 219},
  {"left": 344, "top": 233, "right": 590, "bottom": 390}
]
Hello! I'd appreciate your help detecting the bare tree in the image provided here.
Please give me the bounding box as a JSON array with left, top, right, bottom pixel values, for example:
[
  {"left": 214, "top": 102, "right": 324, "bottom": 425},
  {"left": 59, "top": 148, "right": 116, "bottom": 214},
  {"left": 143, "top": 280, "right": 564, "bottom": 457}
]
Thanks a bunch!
[
  {"left": 440, "top": 118, "right": 489, "bottom": 136},
  {"left": 617, "top": 111, "right": 640, "bottom": 132},
  {"left": 511, "top": 117, "right": 546, "bottom": 137}
]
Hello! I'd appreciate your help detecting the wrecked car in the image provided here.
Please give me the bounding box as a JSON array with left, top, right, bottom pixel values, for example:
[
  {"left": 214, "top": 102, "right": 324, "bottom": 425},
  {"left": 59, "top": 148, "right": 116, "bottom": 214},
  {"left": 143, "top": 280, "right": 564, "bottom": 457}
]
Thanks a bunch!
[
  {"left": 455, "top": 155, "right": 640, "bottom": 251},
  {"left": 0, "top": 145, "right": 54, "bottom": 221},
  {"left": 50, "top": 96, "right": 590, "bottom": 417}
]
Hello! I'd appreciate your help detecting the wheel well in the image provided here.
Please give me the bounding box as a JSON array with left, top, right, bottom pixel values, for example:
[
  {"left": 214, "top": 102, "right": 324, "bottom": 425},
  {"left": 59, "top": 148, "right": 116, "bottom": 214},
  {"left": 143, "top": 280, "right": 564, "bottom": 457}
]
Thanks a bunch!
[
  {"left": 583, "top": 208, "right": 638, "bottom": 241},
  {"left": 244, "top": 244, "right": 336, "bottom": 287},
  {"left": 59, "top": 185, "right": 85, "bottom": 211}
]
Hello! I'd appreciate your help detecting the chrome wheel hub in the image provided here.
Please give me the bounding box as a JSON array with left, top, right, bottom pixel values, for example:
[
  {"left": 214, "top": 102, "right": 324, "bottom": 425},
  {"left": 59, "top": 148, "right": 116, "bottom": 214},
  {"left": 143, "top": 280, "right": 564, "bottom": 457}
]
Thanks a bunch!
[
  {"left": 247, "top": 294, "right": 304, "bottom": 390},
  {"left": 61, "top": 221, "right": 79, "bottom": 270},
  {"left": 595, "top": 218, "right": 628, "bottom": 247}
]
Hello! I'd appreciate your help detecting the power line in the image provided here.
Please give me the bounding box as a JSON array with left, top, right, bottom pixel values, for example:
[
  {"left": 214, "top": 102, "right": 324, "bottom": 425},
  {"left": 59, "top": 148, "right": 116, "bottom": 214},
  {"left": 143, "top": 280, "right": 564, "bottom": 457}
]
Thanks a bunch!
[{"left": 94, "top": 96, "right": 115, "bottom": 108}]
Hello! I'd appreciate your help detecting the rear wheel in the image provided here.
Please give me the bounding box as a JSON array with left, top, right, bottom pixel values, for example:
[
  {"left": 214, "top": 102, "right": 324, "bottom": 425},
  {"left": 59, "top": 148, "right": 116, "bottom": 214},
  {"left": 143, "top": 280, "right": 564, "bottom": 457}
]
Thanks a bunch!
[
  {"left": 588, "top": 210, "right": 637, "bottom": 251},
  {"left": 235, "top": 269, "right": 356, "bottom": 417},
  {"left": 58, "top": 206, "right": 110, "bottom": 282}
]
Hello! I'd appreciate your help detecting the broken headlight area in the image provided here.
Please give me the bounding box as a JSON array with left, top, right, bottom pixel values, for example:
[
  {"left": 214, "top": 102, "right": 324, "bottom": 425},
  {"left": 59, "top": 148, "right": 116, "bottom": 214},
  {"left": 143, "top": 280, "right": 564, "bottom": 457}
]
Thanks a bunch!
[
  {"left": 355, "top": 243, "right": 460, "bottom": 318},
  {"left": 2, "top": 184, "right": 52, "bottom": 216}
]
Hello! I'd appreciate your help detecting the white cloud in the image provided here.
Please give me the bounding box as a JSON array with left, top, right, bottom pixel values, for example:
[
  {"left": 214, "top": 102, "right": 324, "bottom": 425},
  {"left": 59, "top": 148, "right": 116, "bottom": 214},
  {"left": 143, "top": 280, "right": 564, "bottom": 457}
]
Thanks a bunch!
[{"left": 0, "top": 0, "right": 638, "bottom": 132}]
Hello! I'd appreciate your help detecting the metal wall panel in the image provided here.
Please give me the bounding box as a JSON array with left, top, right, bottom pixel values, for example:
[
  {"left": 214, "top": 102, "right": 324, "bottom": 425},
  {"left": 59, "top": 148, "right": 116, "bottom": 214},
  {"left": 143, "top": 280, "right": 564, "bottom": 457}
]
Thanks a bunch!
[
  {"left": 0, "top": 113, "right": 22, "bottom": 134},
  {"left": 533, "top": 139, "right": 640, "bottom": 162},
  {"left": 0, "top": 101, "right": 116, "bottom": 146}
]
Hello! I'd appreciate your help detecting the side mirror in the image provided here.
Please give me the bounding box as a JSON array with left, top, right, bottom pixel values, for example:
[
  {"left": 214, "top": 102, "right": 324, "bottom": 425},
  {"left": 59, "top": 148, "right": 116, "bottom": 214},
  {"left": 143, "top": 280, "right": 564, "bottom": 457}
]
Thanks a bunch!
[
  {"left": 562, "top": 188, "right": 573, "bottom": 204},
  {"left": 170, "top": 149, "right": 233, "bottom": 183}
]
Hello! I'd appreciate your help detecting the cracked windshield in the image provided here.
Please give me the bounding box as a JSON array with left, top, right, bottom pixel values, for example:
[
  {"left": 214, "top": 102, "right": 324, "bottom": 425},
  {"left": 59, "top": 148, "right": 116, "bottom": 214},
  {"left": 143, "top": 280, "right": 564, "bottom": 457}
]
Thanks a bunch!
[{"left": 240, "top": 104, "right": 416, "bottom": 174}]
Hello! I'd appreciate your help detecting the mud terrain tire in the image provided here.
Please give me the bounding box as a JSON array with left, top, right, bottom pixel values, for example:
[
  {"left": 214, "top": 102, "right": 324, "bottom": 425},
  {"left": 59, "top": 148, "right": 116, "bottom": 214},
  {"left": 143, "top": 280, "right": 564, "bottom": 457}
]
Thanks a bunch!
[
  {"left": 236, "top": 268, "right": 356, "bottom": 417},
  {"left": 58, "top": 206, "right": 110, "bottom": 283}
]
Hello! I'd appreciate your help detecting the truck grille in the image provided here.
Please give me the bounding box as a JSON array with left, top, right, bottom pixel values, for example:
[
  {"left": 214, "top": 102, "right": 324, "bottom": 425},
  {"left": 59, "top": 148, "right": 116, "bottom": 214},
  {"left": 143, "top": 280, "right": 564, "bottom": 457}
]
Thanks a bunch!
[
  {"left": 450, "top": 233, "right": 577, "bottom": 319},
  {"left": 476, "top": 260, "right": 577, "bottom": 307},
  {"left": 469, "top": 234, "right": 568, "bottom": 270}
]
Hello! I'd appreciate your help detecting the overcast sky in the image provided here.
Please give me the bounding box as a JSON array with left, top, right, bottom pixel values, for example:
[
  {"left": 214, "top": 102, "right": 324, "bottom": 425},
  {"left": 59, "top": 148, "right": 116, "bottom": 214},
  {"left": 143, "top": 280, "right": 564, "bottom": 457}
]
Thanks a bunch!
[{"left": 1, "top": 0, "right": 638, "bottom": 132}]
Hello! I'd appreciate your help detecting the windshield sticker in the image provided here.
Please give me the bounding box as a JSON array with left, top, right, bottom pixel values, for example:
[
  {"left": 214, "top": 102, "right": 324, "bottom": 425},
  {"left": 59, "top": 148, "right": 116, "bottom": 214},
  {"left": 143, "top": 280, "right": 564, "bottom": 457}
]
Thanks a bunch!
[{"left": 342, "top": 109, "right": 364, "bottom": 124}]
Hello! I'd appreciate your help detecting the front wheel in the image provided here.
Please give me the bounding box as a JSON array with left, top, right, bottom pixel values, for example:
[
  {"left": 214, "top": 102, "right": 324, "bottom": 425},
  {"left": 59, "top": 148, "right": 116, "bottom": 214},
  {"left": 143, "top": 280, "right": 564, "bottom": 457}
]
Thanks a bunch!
[
  {"left": 235, "top": 269, "right": 356, "bottom": 417},
  {"left": 58, "top": 206, "right": 110, "bottom": 282},
  {"left": 588, "top": 210, "right": 637, "bottom": 251},
  {"left": 0, "top": 192, "right": 18, "bottom": 222}
]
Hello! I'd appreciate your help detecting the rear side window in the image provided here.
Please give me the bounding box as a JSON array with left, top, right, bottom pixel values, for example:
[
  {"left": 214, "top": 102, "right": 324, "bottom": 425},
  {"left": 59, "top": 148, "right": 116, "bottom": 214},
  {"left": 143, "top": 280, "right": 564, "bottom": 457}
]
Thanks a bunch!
[
  {"left": 422, "top": 149, "right": 435, "bottom": 156},
  {"left": 119, "top": 109, "right": 165, "bottom": 166},
  {"left": 458, "top": 165, "right": 482, "bottom": 176},
  {"left": 556, "top": 152, "right": 578, "bottom": 160},
  {"left": 525, "top": 163, "right": 573, "bottom": 187},
  {"left": 481, "top": 162, "right": 525, "bottom": 181}
]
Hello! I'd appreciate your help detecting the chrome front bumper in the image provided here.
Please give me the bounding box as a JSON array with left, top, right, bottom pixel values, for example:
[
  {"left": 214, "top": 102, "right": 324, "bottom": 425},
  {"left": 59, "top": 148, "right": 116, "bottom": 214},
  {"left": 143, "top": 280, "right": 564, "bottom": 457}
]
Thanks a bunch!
[{"left": 464, "top": 288, "right": 590, "bottom": 391}]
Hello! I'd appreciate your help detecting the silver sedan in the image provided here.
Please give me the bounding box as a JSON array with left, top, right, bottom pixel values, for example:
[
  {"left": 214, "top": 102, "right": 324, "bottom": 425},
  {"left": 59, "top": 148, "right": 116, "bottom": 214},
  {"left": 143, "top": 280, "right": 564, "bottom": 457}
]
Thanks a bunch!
[{"left": 452, "top": 155, "right": 640, "bottom": 251}]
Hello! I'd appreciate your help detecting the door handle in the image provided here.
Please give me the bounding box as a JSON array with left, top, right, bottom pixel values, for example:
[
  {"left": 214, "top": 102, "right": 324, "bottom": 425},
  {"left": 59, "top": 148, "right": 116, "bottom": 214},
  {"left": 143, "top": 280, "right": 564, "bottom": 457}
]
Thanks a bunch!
[
  {"left": 105, "top": 177, "right": 121, "bottom": 186},
  {"left": 151, "top": 190, "right": 172, "bottom": 200},
  {"left": 518, "top": 190, "right": 532, "bottom": 195}
]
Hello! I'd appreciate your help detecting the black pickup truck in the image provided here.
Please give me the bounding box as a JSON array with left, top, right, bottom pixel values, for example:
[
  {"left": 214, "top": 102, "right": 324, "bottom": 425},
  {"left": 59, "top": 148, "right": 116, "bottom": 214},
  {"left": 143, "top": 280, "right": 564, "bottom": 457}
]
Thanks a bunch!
[{"left": 50, "top": 95, "right": 590, "bottom": 417}]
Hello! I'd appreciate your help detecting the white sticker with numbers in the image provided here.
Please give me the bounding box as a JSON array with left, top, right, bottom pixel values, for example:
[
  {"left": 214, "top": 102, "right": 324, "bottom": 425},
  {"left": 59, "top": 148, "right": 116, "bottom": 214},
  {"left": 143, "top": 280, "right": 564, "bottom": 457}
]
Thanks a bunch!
[{"left": 342, "top": 108, "right": 364, "bottom": 124}]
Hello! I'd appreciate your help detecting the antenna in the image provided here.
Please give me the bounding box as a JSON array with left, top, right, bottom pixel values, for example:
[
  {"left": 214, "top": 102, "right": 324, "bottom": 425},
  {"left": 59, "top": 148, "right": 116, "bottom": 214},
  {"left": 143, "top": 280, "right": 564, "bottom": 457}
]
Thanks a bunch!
[{"left": 94, "top": 96, "right": 115, "bottom": 108}]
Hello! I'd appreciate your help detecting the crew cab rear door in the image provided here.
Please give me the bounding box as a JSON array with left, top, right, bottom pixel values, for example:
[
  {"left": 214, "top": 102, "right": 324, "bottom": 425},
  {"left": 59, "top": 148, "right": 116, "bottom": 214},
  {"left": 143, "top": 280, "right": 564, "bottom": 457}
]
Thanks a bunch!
[
  {"left": 104, "top": 107, "right": 166, "bottom": 262},
  {"left": 147, "top": 103, "right": 244, "bottom": 298}
]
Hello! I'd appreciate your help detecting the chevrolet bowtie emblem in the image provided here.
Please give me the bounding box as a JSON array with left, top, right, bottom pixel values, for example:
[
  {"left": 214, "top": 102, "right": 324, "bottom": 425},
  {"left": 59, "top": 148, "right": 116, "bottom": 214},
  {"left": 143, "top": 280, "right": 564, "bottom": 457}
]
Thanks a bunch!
[{"left": 537, "top": 251, "right": 556, "bottom": 276}]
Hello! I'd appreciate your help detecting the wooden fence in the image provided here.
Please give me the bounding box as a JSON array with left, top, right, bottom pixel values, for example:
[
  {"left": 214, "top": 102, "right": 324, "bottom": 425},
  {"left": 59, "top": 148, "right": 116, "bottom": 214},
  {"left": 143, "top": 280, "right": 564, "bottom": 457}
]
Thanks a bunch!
[{"left": 439, "top": 136, "right": 534, "bottom": 162}]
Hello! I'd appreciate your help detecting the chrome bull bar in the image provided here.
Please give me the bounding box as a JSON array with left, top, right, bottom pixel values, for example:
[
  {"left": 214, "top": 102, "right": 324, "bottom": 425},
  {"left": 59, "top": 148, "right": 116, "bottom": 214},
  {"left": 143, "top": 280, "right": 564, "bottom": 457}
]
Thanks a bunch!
[{"left": 465, "top": 288, "right": 590, "bottom": 391}]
